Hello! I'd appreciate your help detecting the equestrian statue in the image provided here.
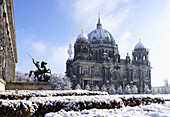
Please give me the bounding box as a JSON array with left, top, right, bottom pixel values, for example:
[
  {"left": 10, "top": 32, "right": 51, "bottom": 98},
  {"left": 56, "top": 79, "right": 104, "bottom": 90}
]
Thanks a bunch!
[{"left": 27, "top": 53, "right": 52, "bottom": 82}]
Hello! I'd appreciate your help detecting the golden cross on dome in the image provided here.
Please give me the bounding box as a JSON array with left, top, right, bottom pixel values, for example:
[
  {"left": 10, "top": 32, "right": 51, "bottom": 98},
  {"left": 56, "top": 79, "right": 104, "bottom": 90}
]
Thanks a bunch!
[
  {"left": 98, "top": 13, "right": 101, "bottom": 24},
  {"left": 81, "top": 29, "right": 83, "bottom": 33},
  {"left": 139, "top": 38, "right": 141, "bottom": 42}
]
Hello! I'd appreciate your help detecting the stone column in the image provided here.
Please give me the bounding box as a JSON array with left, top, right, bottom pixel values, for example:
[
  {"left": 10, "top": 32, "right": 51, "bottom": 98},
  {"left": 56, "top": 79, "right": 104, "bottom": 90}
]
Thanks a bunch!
[
  {"left": 149, "top": 69, "right": 151, "bottom": 89},
  {"left": 126, "top": 68, "right": 130, "bottom": 83},
  {"left": 102, "top": 67, "right": 106, "bottom": 84},
  {"left": 131, "top": 69, "right": 134, "bottom": 82}
]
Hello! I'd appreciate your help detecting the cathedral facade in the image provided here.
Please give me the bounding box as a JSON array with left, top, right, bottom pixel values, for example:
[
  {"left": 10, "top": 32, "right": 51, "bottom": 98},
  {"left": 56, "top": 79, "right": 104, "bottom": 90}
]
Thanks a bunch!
[
  {"left": 0, "top": 0, "right": 17, "bottom": 90},
  {"left": 66, "top": 17, "right": 151, "bottom": 94}
]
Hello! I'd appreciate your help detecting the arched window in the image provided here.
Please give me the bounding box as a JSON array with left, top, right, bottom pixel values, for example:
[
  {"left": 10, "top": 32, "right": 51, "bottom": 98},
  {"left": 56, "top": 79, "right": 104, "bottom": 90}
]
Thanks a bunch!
[
  {"left": 84, "top": 69, "right": 87, "bottom": 75},
  {"left": 95, "top": 71, "right": 99, "bottom": 76}
]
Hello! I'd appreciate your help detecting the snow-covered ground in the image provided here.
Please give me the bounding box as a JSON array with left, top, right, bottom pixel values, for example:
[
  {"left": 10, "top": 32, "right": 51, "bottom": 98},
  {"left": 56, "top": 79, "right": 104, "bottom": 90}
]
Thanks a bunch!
[
  {"left": 45, "top": 101, "right": 170, "bottom": 117},
  {"left": 0, "top": 90, "right": 170, "bottom": 116}
]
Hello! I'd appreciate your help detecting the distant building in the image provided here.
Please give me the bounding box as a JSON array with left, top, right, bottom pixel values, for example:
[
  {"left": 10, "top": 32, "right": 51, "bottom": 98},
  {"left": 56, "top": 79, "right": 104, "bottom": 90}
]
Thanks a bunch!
[
  {"left": 0, "top": 0, "right": 17, "bottom": 90},
  {"left": 66, "top": 16, "right": 151, "bottom": 94},
  {"left": 152, "top": 80, "right": 170, "bottom": 94}
]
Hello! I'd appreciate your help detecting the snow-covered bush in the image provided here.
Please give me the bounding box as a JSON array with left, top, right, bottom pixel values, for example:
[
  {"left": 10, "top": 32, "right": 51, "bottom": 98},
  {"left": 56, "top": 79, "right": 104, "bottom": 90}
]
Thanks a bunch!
[
  {"left": 50, "top": 74, "right": 72, "bottom": 90},
  {"left": 101, "top": 85, "right": 107, "bottom": 92},
  {"left": 0, "top": 93, "right": 165, "bottom": 117},
  {"left": 92, "top": 85, "right": 99, "bottom": 91},
  {"left": 63, "top": 77, "right": 72, "bottom": 90},
  {"left": 75, "top": 84, "right": 81, "bottom": 90},
  {"left": 85, "top": 84, "right": 91, "bottom": 90},
  {"left": 144, "top": 84, "right": 151, "bottom": 94},
  {"left": 0, "top": 90, "right": 108, "bottom": 100},
  {"left": 15, "top": 71, "right": 30, "bottom": 82},
  {"left": 110, "top": 85, "right": 116, "bottom": 94},
  {"left": 124, "top": 85, "right": 131, "bottom": 94},
  {"left": 117, "top": 86, "right": 123, "bottom": 94},
  {"left": 131, "top": 85, "right": 138, "bottom": 94}
]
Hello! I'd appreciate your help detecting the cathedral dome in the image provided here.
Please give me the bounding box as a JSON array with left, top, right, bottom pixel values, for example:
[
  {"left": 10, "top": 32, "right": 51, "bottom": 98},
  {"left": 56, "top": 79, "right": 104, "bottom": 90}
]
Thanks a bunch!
[
  {"left": 76, "top": 30, "right": 88, "bottom": 41},
  {"left": 88, "top": 17, "right": 115, "bottom": 44},
  {"left": 135, "top": 39, "right": 145, "bottom": 50}
]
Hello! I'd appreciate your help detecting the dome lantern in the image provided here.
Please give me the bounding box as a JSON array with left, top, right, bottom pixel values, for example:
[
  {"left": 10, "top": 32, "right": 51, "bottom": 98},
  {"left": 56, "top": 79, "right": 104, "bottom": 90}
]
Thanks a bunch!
[
  {"left": 97, "top": 13, "right": 102, "bottom": 29},
  {"left": 88, "top": 14, "right": 115, "bottom": 44},
  {"left": 76, "top": 29, "right": 88, "bottom": 41},
  {"left": 134, "top": 38, "right": 145, "bottom": 50}
]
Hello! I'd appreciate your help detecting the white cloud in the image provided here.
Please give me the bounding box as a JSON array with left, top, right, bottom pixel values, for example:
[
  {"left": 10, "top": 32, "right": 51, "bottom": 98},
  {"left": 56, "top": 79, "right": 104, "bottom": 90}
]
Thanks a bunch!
[
  {"left": 47, "top": 45, "right": 68, "bottom": 74},
  {"left": 33, "top": 42, "right": 47, "bottom": 57},
  {"left": 72, "top": 0, "right": 132, "bottom": 33},
  {"left": 149, "top": 1, "right": 170, "bottom": 86},
  {"left": 117, "top": 31, "right": 131, "bottom": 58}
]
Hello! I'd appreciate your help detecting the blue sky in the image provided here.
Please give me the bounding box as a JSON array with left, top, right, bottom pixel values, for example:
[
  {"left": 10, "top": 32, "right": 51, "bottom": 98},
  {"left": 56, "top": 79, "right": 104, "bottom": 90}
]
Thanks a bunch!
[{"left": 13, "top": 0, "right": 170, "bottom": 86}]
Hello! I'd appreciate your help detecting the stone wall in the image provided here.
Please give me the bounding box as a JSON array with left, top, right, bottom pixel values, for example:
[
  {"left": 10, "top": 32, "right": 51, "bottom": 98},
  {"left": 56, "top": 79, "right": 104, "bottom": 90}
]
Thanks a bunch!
[
  {"left": 0, "top": 0, "right": 17, "bottom": 83},
  {"left": 5, "top": 82, "right": 51, "bottom": 90}
]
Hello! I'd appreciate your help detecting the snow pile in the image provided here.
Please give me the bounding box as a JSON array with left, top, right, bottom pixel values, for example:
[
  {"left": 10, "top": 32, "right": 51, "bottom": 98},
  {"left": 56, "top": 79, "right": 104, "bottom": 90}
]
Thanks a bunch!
[
  {"left": 45, "top": 102, "right": 170, "bottom": 117},
  {"left": 0, "top": 90, "right": 108, "bottom": 100}
]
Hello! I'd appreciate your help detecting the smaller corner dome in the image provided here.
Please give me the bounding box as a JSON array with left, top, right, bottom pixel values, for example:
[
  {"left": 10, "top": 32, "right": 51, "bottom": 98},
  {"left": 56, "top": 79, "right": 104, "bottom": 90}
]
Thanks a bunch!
[
  {"left": 134, "top": 39, "right": 145, "bottom": 50},
  {"left": 76, "top": 30, "right": 88, "bottom": 41}
]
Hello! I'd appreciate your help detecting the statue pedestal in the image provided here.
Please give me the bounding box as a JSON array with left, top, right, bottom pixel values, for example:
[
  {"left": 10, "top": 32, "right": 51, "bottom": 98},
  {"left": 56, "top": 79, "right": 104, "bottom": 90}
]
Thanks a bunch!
[{"left": 5, "top": 82, "right": 51, "bottom": 90}]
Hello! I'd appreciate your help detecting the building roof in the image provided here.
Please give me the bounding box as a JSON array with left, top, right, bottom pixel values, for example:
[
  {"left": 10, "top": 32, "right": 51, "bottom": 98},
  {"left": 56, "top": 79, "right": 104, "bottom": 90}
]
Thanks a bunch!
[
  {"left": 134, "top": 39, "right": 145, "bottom": 50},
  {"left": 76, "top": 29, "right": 88, "bottom": 41},
  {"left": 88, "top": 17, "right": 115, "bottom": 44}
]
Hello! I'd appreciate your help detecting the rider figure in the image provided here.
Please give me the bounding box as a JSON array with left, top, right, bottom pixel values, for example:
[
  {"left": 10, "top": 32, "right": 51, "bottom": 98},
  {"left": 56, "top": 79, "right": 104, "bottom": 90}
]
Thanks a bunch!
[
  {"left": 29, "top": 59, "right": 42, "bottom": 80},
  {"left": 33, "top": 59, "right": 42, "bottom": 72},
  {"left": 28, "top": 58, "right": 51, "bottom": 81}
]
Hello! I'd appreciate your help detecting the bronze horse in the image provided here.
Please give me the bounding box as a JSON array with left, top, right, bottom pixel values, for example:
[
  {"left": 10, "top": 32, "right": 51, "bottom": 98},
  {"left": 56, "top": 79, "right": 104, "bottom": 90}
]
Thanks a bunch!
[{"left": 28, "top": 59, "right": 51, "bottom": 82}]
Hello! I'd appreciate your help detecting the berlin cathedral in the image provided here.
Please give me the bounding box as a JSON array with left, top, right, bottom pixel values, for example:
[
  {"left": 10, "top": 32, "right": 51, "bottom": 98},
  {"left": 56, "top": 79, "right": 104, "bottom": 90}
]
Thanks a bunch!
[{"left": 66, "top": 16, "right": 151, "bottom": 94}]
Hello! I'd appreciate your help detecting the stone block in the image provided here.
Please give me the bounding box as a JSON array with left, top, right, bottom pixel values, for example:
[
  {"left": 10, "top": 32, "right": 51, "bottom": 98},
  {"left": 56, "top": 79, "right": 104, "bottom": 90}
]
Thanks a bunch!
[{"left": 5, "top": 82, "right": 51, "bottom": 90}]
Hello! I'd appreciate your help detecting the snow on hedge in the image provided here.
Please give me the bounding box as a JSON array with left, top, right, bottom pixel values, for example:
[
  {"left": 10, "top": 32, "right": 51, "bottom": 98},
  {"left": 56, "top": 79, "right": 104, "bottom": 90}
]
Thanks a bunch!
[
  {"left": 45, "top": 102, "right": 170, "bottom": 117},
  {"left": 0, "top": 90, "right": 169, "bottom": 116},
  {"left": 0, "top": 90, "right": 108, "bottom": 100},
  {"left": 0, "top": 95, "right": 166, "bottom": 116}
]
